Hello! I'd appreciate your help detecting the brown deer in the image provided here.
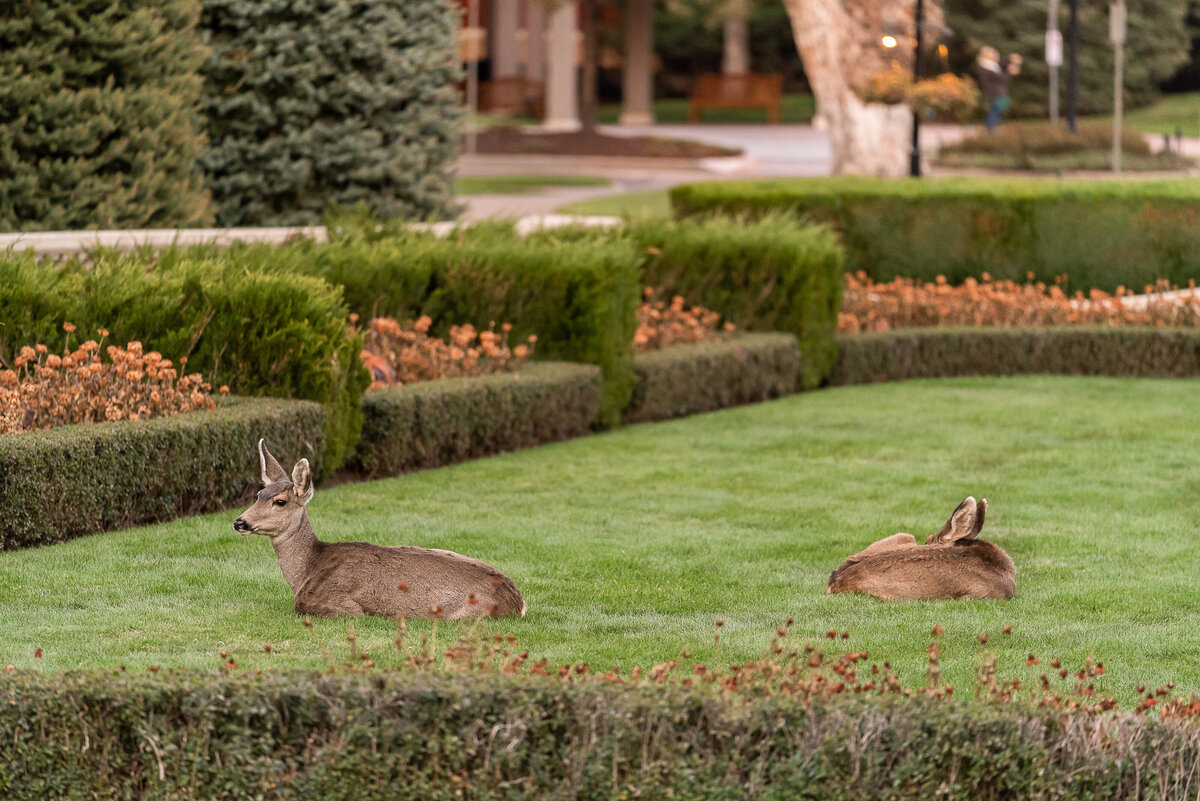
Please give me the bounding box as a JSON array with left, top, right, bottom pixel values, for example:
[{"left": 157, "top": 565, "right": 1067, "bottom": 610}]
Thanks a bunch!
[
  {"left": 233, "top": 439, "right": 526, "bottom": 619},
  {"left": 827, "top": 497, "right": 1016, "bottom": 600}
]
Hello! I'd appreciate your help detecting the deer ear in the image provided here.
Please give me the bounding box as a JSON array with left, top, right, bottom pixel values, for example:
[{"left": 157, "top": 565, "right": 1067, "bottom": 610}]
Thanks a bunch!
[
  {"left": 259, "top": 438, "right": 288, "bottom": 484},
  {"left": 970, "top": 498, "right": 987, "bottom": 539},
  {"left": 291, "top": 458, "right": 314, "bottom": 504},
  {"left": 934, "top": 496, "right": 977, "bottom": 543}
]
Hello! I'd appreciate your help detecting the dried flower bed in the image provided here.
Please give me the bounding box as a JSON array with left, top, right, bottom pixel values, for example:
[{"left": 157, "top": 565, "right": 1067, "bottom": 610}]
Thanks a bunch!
[
  {"left": 357, "top": 315, "right": 537, "bottom": 391},
  {"left": 839, "top": 272, "right": 1200, "bottom": 334},
  {"left": 634, "top": 288, "right": 735, "bottom": 353},
  {"left": 1, "top": 326, "right": 222, "bottom": 434}
]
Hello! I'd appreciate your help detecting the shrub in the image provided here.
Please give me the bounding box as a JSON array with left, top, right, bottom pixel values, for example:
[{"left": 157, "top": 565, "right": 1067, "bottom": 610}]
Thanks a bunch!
[
  {"left": 1, "top": 332, "right": 220, "bottom": 434},
  {"left": 358, "top": 315, "right": 536, "bottom": 390},
  {"left": 627, "top": 214, "right": 843, "bottom": 388},
  {"left": 0, "top": 396, "right": 323, "bottom": 551},
  {"left": 839, "top": 273, "right": 1200, "bottom": 333},
  {"left": 0, "top": 0, "right": 212, "bottom": 231},
  {"left": 0, "top": 251, "right": 366, "bottom": 473},
  {"left": 624, "top": 333, "right": 800, "bottom": 424},
  {"left": 355, "top": 362, "right": 601, "bottom": 478},
  {"left": 3, "top": 666, "right": 1200, "bottom": 799},
  {"left": 670, "top": 177, "right": 1200, "bottom": 292},
  {"left": 235, "top": 231, "right": 640, "bottom": 427},
  {"left": 198, "top": 0, "right": 461, "bottom": 226},
  {"left": 831, "top": 327, "right": 1200, "bottom": 386}
]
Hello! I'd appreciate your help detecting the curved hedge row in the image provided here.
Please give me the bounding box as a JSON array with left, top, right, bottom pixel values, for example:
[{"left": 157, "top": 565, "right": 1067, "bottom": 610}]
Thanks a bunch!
[
  {"left": 0, "top": 397, "right": 324, "bottom": 551},
  {"left": 1, "top": 670, "right": 1196, "bottom": 800},
  {"left": 354, "top": 362, "right": 602, "bottom": 478},
  {"left": 625, "top": 333, "right": 800, "bottom": 424},
  {"left": 831, "top": 327, "right": 1200, "bottom": 386}
]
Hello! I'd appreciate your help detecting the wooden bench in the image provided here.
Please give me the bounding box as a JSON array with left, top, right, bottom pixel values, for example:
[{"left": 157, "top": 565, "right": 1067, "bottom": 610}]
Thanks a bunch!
[
  {"left": 479, "top": 77, "right": 545, "bottom": 119},
  {"left": 688, "top": 73, "right": 783, "bottom": 124}
]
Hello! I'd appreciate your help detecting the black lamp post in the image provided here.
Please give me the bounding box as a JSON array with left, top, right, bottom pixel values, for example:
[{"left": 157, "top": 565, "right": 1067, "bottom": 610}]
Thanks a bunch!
[{"left": 910, "top": 0, "right": 924, "bottom": 177}]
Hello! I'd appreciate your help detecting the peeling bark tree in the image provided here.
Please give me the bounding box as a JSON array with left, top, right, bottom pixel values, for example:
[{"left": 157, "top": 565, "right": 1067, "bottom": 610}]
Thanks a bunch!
[{"left": 782, "top": 0, "right": 942, "bottom": 177}]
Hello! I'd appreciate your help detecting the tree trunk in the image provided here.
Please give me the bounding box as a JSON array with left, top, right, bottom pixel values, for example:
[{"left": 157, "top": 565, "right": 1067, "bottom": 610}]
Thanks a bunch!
[{"left": 781, "top": 0, "right": 941, "bottom": 176}]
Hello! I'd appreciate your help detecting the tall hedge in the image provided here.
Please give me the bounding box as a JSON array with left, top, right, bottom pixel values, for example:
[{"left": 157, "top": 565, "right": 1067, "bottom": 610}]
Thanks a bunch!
[
  {"left": 199, "top": 0, "right": 461, "bottom": 226},
  {"left": 0, "top": 0, "right": 213, "bottom": 232},
  {"left": 2, "top": 670, "right": 1199, "bottom": 799},
  {"left": 628, "top": 214, "right": 843, "bottom": 388},
  {"left": 227, "top": 230, "right": 641, "bottom": 427},
  {"left": 0, "top": 397, "right": 323, "bottom": 551},
  {"left": 0, "top": 251, "right": 366, "bottom": 473},
  {"left": 670, "top": 177, "right": 1200, "bottom": 293}
]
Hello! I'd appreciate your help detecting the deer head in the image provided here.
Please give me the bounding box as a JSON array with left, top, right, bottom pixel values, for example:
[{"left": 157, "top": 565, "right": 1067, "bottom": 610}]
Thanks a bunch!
[{"left": 233, "top": 439, "right": 314, "bottom": 539}]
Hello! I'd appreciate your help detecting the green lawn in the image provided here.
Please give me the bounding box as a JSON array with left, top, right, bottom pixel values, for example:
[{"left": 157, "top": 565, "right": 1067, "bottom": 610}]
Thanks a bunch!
[
  {"left": 556, "top": 189, "right": 671, "bottom": 217},
  {"left": 1120, "top": 91, "right": 1200, "bottom": 138},
  {"left": 3, "top": 376, "right": 1200, "bottom": 705},
  {"left": 455, "top": 175, "right": 611, "bottom": 195}
]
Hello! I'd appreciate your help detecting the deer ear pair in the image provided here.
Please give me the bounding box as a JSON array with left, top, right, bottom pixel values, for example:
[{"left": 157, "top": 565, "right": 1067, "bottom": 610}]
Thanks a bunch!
[
  {"left": 258, "top": 438, "right": 313, "bottom": 504},
  {"left": 931, "top": 496, "right": 987, "bottom": 544}
]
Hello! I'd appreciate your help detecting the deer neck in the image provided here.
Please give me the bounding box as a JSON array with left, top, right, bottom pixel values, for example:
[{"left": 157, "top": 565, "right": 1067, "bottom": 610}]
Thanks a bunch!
[{"left": 271, "top": 513, "right": 319, "bottom": 594}]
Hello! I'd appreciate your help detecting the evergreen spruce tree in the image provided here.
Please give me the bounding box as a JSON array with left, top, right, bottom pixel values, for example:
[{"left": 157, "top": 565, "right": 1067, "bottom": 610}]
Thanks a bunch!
[
  {"left": 945, "top": 0, "right": 1190, "bottom": 116},
  {"left": 0, "top": 1, "right": 212, "bottom": 232},
  {"left": 200, "top": 0, "right": 462, "bottom": 226}
]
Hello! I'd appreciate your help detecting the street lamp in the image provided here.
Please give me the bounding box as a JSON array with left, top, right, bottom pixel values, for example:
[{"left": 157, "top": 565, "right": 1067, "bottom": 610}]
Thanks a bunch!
[{"left": 910, "top": 0, "right": 924, "bottom": 177}]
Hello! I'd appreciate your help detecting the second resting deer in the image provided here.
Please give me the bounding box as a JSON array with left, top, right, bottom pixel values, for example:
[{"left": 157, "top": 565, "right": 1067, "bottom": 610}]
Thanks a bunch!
[
  {"left": 233, "top": 439, "right": 526, "bottom": 619},
  {"left": 827, "top": 496, "right": 1016, "bottom": 600}
]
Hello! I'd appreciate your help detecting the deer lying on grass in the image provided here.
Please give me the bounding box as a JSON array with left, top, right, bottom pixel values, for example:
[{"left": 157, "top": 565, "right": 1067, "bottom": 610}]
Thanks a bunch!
[
  {"left": 827, "top": 496, "right": 1016, "bottom": 600},
  {"left": 234, "top": 439, "right": 526, "bottom": 619}
]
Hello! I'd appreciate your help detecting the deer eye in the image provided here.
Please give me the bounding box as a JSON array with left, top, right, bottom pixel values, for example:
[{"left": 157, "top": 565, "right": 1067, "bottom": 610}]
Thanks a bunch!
[{"left": 273, "top": 498, "right": 287, "bottom": 507}]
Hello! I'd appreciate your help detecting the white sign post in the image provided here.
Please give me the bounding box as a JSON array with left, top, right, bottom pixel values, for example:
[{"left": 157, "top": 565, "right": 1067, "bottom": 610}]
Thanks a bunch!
[
  {"left": 1110, "top": 1, "right": 1126, "bottom": 173},
  {"left": 1047, "top": 0, "right": 1062, "bottom": 123}
]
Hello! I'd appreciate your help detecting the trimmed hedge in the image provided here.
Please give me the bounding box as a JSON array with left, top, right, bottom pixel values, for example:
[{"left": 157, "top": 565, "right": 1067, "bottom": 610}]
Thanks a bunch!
[
  {"left": 831, "top": 327, "right": 1200, "bottom": 386},
  {"left": 625, "top": 333, "right": 800, "bottom": 424},
  {"left": 2, "top": 670, "right": 1198, "bottom": 799},
  {"left": 670, "top": 177, "right": 1200, "bottom": 292},
  {"left": 0, "top": 397, "right": 323, "bottom": 551},
  {"left": 354, "top": 362, "right": 602, "bottom": 478},
  {"left": 227, "top": 231, "right": 640, "bottom": 427},
  {"left": 627, "top": 214, "right": 842, "bottom": 389},
  {"left": 198, "top": 0, "right": 461, "bottom": 226},
  {"left": 0, "top": 250, "right": 366, "bottom": 473}
]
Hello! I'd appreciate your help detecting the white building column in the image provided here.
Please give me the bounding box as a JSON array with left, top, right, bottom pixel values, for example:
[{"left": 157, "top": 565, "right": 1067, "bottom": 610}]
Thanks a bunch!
[
  {"left": 492, "top": 0, "right": 520, "bottom": 78},
  {"left": 619, "top": 0, "right": 655, "bottom": 126},
  {"left": 525, "top": 0, "right": 546, "bottom": 82},
  {"left": 722, "top": 0, "right": 750, "bottom": 74},
  {"left": 544, "top": 0, "right": 580, "bottom": 131}
]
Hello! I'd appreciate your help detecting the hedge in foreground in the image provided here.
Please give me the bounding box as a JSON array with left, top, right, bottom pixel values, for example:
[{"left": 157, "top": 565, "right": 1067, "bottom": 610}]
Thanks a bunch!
[
  {"left": 0, "top": 397, "right": 323, "bottom": 551},
  {"left": 628, "top": 214, "right": 842, "bottom": 389},
  {"left": 0, "top": 251, "right": 366, "bottom": 473},
  {"left": 670, "top": 177, "right": 1200, "bottom": 292},
  {"left": 831, "top": 327, "right": 1200, "bottom": 386},
  {"left": 355, "top": 362, "right": 602, "bottom": 478},
  {"left": 2, "top": 669, "right": 1198, "bottom": 800},
  {"left": 625, "top": 333, "right": 800, "bottom": 424}
]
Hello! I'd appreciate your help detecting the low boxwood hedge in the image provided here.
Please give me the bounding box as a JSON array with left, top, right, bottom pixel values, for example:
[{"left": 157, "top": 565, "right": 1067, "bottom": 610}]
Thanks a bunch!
[
  {"left": 354, "top": 362, "right": 602, "bottom": 478},
  {"left": 1, "top": 669, "right": 1196, "bottom": 800},
  {"left": 0, "top": 397, "right": 323, "bottom": 551},
  {"left": 831, "top": 327, "right": 1200, "bottom": 386},
  {"left": 670, "top": 177, "right": 1200, "bottom": 292},
  {"left": 624, "top": 333, "right": 800, "bottom": 424}
]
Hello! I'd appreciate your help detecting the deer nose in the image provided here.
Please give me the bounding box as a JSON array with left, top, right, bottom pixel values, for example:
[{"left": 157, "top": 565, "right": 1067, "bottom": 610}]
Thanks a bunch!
[{"left": 233, "top": 517, "right": 250, "bottom": 532}]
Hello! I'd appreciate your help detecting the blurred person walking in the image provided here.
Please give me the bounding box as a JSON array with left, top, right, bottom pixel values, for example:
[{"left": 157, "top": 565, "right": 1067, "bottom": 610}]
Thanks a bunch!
[{"left": 977, "top": 46, "right": 1022, "bottom": 132}]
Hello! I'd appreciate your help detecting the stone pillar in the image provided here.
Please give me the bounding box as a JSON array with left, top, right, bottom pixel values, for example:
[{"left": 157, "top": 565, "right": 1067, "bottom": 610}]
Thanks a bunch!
[
  {"left": 492, "top": 0, "right": 520, "bottom": 78},
  {"left": 525, "top": 0, "right": 546, "bottom": 82},
  {"left": 544, "top": 0, "right": 580, "bottom": 131},
  {"left": 619, "top": 0, "right": 655, "bottom": 126}
]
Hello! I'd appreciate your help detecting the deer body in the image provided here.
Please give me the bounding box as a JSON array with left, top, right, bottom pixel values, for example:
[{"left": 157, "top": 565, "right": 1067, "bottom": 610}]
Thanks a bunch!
[
  {"left": 235, "top": 440, "right": 525, "bottom": 619},
  {"left": 828, "top": 497, "right": 1016, "bottom": 601}
]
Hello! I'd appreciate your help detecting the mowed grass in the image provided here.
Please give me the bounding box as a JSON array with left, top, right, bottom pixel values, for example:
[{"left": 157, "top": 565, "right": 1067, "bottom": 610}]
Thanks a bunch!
[
  {"left": 454, "top": 174, "right": 611, "bottom": 195},
  {"left": 3, "top": 376, "right": 1200, "bottom": 705},
  {"left": 556, "top": 189, "right": 671, "bottom": 217}
]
